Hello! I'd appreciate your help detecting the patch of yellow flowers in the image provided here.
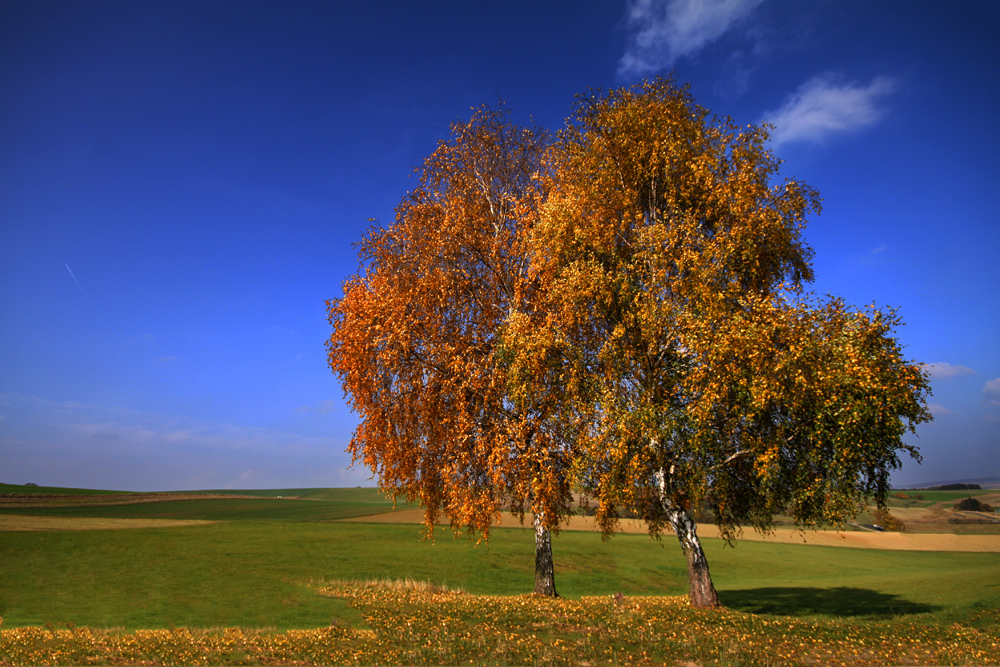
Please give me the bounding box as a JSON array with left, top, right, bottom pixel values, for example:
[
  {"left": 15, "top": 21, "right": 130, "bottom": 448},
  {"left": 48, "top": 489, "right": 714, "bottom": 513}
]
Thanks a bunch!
[{"left": 1, "top": 584, "right": 997, "bottom": 666}]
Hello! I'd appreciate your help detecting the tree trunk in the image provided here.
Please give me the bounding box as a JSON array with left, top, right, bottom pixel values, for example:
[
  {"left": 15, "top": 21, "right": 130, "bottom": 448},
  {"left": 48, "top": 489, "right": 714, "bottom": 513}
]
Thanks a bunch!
[
  {"left": 666, "top": 505, "right": 720, "bottom": 608},
  {"left": 656, "top": 469, "right": 720, "bottom": 608},
  {"left": 533, "top": 513, "right": 558, "bottom": 596}
]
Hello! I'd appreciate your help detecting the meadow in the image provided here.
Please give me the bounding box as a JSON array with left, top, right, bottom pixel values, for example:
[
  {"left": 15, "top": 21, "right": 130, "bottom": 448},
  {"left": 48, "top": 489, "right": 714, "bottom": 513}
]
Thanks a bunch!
[{"left": 1, "top": 484, "right": 998, "bottom": 665}]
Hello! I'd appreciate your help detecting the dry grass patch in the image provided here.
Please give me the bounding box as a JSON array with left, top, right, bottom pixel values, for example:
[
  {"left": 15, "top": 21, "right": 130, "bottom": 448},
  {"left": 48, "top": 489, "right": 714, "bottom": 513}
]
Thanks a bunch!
[
  {"left": 0, "top": 493, "right": 258, "bottom": 509},
  {"left": 342, "top": 509, "right": 1000, "bottom": 551},
  {"left": 317, "top": 577, "right": 465, "bottom": 594},
  {"left": 0, "top": 515, "right": 216, "bottom": 531}
]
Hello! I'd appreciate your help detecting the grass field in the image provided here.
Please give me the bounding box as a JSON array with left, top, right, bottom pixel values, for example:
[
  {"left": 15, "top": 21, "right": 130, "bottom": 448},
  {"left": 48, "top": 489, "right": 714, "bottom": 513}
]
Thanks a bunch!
[
  {"left": 888, "top": 489, "right": 998, "bottom": 504},
  {"left": 2, "top": 484, "right": 999, "bottom": 665},
  {"left": 182, "top": 487, "right": 393, "bottom": 502}
]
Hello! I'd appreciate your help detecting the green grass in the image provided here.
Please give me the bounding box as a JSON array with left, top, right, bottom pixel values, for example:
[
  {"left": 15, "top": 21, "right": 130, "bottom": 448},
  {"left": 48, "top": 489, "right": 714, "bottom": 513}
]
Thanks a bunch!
[
  {"left": 889, "top": 488, "right": 997, "bottom": 505},
  {"left": 2, "top": 517, "right": 998, "bottom": 631},
  {"left": 707, "top": 539, "right": 1000, "bottom": 618}
]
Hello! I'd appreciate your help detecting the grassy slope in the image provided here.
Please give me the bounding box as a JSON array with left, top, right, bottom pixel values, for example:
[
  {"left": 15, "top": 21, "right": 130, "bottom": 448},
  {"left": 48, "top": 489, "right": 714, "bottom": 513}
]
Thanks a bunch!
[{"left": 2, "top": 518, "right": 998, "bottom": 630}]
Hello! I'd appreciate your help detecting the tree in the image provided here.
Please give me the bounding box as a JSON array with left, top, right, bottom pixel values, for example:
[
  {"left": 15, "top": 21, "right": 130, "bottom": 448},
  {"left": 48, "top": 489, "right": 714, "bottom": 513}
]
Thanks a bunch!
[
  {"left": 326, "top": 106, "right": 573, "bottom": 596},
  {"left": 517, "top": 77, "right": 931, "bottom": 607}
]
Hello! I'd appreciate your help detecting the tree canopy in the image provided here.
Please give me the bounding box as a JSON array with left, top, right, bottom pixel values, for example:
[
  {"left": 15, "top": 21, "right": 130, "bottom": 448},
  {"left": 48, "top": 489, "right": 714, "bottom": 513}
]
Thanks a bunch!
[
  {"left": 508, "top": 77, "right": 931, "bottom": 606},
  {"left": 328, "top": 77, "right": 932, "bottom": 607}
]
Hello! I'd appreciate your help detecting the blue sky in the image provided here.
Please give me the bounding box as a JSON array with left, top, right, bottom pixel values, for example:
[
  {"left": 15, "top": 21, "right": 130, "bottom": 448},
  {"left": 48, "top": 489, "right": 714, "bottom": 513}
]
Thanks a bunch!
[{"left": 1, "top": 0, "right": 997, "bottom": 491}]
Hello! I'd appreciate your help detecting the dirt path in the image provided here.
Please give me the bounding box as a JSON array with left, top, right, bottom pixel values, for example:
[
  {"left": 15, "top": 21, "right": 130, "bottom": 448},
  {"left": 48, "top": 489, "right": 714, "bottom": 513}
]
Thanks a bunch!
[{"left": 342, "top": 509, "right": 1000, "bottom": 552}]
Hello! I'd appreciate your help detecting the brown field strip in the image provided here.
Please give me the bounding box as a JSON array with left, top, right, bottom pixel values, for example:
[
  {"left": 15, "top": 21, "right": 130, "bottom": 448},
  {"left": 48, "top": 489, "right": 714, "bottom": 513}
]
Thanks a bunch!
[
  {"left": 0, "top": 492, "right": 258, "bottom": 509},
  {"left": 0, "top": 515, "right": 216, "bottom": 531},
  {"left": 342, "top": 508, "right": 1000, "bottom": 552}
]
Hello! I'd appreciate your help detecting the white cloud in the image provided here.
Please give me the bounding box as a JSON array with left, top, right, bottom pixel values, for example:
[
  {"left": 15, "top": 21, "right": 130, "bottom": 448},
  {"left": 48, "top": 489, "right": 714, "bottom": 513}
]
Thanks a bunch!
[
  {"left": 926, "top": 403, "right": 954, "bottom": 417},
  {"left": 984, "top": 378, "right": 1000, "bottom": 405},
  {"left": 764, "top": 73, "right": 897, "bottom": 148},
  {"left": 923, "top": 362, "right": 975, "bottom": 379},
  {"left": 619, "top": 0, "right": 764, "bottom": 76}
]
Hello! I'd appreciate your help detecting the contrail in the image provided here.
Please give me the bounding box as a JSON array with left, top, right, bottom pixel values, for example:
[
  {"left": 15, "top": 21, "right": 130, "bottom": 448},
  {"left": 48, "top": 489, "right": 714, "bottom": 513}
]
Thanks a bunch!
[{"left": 65, "top": 264, "right": 87, "bottom": 297}]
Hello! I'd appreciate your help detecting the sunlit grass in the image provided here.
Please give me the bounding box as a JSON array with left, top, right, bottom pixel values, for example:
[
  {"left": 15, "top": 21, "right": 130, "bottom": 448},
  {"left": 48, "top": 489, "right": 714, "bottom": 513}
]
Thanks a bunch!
[{"left": 3, "top": 518, "right": 999, "bottom": 629}]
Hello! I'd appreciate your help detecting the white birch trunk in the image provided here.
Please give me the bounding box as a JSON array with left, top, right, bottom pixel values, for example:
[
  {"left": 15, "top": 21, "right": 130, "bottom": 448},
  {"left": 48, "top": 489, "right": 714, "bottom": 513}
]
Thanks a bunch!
[{"left": 656, "top": 468, "right": 720, "bottom": 608}]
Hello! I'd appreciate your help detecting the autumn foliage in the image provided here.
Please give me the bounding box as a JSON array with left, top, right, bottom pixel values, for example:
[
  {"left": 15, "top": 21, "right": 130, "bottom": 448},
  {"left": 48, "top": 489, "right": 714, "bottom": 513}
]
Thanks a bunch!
[
  {"left": 328, "top": 77, "right": 932, "bottom": 607},
  {"left": 327, "top": 106, "right": 571, "bottom": 594}
]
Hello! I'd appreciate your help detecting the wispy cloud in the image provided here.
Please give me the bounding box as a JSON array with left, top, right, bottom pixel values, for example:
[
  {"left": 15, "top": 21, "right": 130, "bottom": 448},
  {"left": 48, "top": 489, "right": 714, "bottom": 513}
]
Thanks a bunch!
[
  {"left": 619, "top": 0, "right": 764, "bottom": 77},
  {"left": 65, "top": 263, "right": 87, "bottom": 297},
  {"left": 851, "top": 244, "right": 889, "bottom": 265},
  {"left": 984, "top": 378, "right": 1000, "bottom": 405},
  {"left": 764, "top": 73, "right": 897, "bottom": 148},
  {"left": 926, "top": 402, "right": 954, "bottom": 417},
  {"left": 923, "top": 362, "right": 975, "bottom": 379}
]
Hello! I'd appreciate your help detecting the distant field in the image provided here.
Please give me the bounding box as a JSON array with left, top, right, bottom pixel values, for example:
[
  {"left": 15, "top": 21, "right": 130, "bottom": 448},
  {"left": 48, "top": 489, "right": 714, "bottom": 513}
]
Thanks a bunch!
[
  {"left": 0, "top": 496, "right": 404, "bottom": 522},
  {"left": 886, "top": 488, "right": 1000, "bottom": 505},
  {"left": 891, "top": 488, "right": 998, "bottom": 502},
  {"left": 0, "top": 483, "right": 406, "bottom": 522},
  {"left": 0, "top": 483, "right": 399, "bottom": 504},
  {"left": 182, "top": 487, "right": 393, "bottom": 503},
  {"left": 0, "top": 482, "right": 133, "bottom": 496}
]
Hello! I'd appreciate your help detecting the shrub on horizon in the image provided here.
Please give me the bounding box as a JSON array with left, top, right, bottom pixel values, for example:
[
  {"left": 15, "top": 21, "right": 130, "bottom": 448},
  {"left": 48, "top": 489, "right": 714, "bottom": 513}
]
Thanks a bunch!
[{"left": 955, "top": 497, "right": 994, "bottom": 513}]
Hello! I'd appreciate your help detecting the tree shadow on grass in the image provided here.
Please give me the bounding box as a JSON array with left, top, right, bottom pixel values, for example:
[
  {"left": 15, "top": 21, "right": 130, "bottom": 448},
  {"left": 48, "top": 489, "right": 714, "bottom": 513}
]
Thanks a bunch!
[{"left": 720, "top": 587, "right": 939, "bottom": 618}]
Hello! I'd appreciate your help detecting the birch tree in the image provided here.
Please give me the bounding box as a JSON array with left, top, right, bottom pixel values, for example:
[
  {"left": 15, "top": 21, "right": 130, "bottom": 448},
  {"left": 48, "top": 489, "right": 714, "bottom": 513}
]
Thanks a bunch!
[
  {"left": 327, "top": 105, "right": 572, "bottom": 595},
  {"left": 519, "top": 77, "right": 930, "bottom": 607}
]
